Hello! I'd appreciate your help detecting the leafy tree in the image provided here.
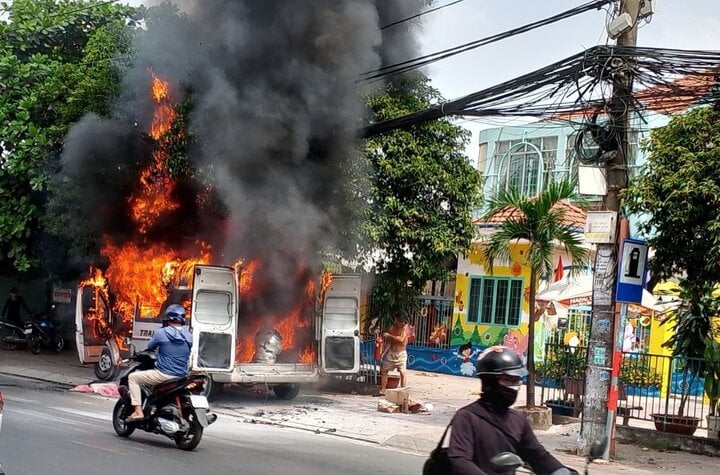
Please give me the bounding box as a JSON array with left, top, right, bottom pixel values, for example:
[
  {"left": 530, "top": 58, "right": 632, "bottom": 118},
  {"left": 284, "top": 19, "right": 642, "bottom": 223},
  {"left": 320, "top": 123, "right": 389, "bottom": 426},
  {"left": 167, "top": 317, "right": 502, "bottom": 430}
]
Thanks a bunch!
[
  {"left": 481, "top": 179, "right": 588, "bottom": 407},
  {"left": 362, "top": 76, "right": 482, "bottom": 323},
  {"left": 0, "top": 0, "right": 139, "bottom": 275},
  {"left": 624, "top": 105, "right": 720, "bottom": 296},
  {"left": 623, "top": 105, "right": 720, "bottom": 414}
]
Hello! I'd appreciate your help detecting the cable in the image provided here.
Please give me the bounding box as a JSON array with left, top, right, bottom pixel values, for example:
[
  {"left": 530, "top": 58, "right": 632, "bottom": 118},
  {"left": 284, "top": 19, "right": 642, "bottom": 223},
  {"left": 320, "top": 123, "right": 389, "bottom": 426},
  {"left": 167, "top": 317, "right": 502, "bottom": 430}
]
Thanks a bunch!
[
  {"left": 361, "top": 45, "right": 720, "bottom": 138},
  {"left": 380, "top": 0, "right": 464, "bottom": 30},
  {"left": 360, "top": 0, "right": 615, "bottom": 83}
]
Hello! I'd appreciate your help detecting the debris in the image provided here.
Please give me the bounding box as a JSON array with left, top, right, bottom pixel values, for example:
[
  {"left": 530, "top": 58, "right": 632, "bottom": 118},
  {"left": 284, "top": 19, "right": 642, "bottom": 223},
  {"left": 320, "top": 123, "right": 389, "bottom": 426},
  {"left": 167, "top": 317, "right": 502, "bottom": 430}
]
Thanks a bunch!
[
  {"left": 377, "top": 399, "right": 400, "bottom": 413},
  {"left": 70, "top": 383, "right": 119, "bottom": 397}
]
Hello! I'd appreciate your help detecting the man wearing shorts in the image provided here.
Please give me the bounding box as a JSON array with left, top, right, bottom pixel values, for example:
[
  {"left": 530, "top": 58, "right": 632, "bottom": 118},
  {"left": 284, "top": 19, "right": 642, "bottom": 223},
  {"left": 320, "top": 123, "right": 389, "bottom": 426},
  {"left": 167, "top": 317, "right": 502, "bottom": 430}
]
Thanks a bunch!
[{"left": 377, "top": 315, "right": 408, "bottom": 396}]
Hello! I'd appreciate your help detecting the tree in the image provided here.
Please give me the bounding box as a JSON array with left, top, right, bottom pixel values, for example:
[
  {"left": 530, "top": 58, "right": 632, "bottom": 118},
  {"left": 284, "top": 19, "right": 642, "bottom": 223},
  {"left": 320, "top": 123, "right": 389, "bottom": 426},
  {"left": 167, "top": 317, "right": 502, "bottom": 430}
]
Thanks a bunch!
[
  {"left": 481, "top": 179, "right": 588, "bottom": 407},
  {"left": 623, "top": 104, "right": 720, "bottom": 417},
  {"left": 624, "top": 105, "right": 720, "bottom": 298},
  {"left": 0, "top": 0, "right": 139, "bottom": 275},
  {"left": 362, "top": 76, "right": 482, "bottom": 322}
]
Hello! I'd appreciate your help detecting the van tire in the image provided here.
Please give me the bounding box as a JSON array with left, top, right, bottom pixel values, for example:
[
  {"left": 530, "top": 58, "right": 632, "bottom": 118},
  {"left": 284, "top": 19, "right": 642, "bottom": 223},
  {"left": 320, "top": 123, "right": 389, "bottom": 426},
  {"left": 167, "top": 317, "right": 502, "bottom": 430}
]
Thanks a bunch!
[{"left": 273, "top": 384, "right": 300, "bottom": 400}]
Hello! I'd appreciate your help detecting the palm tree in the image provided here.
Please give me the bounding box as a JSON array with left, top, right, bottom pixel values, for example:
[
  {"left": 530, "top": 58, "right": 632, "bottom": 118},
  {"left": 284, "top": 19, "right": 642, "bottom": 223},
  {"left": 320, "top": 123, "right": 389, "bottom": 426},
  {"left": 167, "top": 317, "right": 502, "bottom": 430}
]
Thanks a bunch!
[{"left": 481, "top": 179, "right": 588, "bottom": 407}]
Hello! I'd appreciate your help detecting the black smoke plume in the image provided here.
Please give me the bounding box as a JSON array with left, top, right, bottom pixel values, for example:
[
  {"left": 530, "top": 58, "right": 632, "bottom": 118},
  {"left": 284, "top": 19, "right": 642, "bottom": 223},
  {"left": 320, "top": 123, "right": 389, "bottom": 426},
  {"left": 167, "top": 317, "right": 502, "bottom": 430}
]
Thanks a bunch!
[{"left": 57, "top": 0, "right": 423, "bottom": 316}]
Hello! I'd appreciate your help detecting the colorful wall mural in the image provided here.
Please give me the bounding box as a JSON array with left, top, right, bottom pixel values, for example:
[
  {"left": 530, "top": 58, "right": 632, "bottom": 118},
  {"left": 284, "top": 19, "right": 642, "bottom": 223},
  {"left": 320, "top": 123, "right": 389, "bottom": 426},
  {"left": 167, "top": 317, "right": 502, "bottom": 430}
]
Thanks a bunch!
[{"left": 404, "top": 241, "right": 538, "bottom": 378}]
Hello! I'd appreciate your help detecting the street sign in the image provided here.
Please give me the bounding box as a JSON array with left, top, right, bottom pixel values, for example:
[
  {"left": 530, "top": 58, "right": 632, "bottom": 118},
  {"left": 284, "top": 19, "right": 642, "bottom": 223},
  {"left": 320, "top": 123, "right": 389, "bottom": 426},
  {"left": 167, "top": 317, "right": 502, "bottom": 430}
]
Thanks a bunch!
[
  {"left": 616, "top": 238, "right": 648, "bottom": 304},
  {"left": 585, "top": 211, "right": 617, "bottom": 244}
]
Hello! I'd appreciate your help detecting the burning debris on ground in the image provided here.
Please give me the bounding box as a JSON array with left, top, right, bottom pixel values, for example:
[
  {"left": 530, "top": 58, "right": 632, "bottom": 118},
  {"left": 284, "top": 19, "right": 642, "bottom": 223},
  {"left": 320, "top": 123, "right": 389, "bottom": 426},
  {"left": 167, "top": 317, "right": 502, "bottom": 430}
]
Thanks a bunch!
[{"left": 59, "top": 1, "right": 423, "bottom": 363}]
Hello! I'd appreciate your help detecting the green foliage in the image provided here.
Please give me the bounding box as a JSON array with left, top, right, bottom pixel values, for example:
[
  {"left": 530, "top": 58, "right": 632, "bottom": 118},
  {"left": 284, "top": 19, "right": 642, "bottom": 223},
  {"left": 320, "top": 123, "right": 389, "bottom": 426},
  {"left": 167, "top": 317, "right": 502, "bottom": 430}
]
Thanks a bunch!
[
  {"left": 620, "top": 357, "right": 662, "bottom": 389},
  {"left": 623, "top": 105, "right": 720, "bottom": 287},
  {"left": 661, "top": 280, "right": 718, "bottom": 360},
  {"left": 363, "top": 76, "right": 482, "bottom": 318},
  {"left": 0, "top": 0, "right": 139, "bottom": 274},
  {"left": 481, "top": 179, "right": 589, "bottom": 405},
  {"left": 539, "top": 346, "right": 586, "bottom": 383},
  {"left": 704, "top": 337, "right": 720, "bottom": 416}
]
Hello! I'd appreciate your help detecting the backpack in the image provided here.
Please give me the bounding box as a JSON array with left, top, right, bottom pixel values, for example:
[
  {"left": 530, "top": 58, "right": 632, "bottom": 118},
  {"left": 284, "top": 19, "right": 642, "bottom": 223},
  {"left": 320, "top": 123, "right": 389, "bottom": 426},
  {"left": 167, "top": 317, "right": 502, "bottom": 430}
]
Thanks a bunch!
[{"left": 422, "top": 422, "right": 452, "bottom": 475}]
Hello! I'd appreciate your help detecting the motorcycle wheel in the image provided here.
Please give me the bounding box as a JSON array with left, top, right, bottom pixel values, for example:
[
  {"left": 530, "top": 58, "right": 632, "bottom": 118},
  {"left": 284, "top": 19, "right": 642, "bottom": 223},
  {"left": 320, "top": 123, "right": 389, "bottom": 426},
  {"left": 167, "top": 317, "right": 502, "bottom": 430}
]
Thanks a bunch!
[
  {"left": 51, "top": 334, "right": 65, "bottom": 353},
  {"left": 175, "top": 411, "right": 204, "bottom": 451},
  {"left": 0, "top": 326, "right": 17, "bottom": 351},
  {"left": 27, "top": 335, "right": 41, "bottom": 355},
  {"left": 112, "top": 399, "right": 135, "bottom": 437},
  {"left": 94, "top": 347, "right": 117, "bottom": 381}
]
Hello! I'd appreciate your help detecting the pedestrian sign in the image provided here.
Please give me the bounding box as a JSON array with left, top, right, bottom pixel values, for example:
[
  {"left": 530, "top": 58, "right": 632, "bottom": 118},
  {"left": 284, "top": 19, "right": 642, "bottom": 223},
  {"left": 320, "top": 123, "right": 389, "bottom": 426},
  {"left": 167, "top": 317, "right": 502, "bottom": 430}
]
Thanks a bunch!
[{"left": 616, "top": 239, "right": 648, "bottom": 304}]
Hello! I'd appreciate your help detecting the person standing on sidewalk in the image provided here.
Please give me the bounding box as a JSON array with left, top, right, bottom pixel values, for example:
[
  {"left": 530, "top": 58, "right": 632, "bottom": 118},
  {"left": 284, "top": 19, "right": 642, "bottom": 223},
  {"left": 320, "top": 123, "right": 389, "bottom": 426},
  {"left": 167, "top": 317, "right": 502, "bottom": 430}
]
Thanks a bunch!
[
  {"left": 126, "top": 304, "right": 193, "bottom": 422},
  {"left": 376, "top": 314, "right": 409, "bottom": 396},
  {"left": 1, "top": 287, "right": 32, "bottom": 326},
  {"left": 447, "top": 346, "right": 572, "bottom": 475}
]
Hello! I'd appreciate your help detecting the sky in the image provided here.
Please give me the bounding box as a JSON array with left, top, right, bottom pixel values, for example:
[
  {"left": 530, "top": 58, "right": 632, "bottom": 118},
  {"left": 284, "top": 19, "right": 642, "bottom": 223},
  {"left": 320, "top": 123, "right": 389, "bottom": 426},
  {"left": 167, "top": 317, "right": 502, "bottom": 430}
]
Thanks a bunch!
[
  {"left": 112, "top": 0, "right": 720, "bottom": 161},
  {"left": 416, "top": 0, "right": 720, "bottom": 162}
]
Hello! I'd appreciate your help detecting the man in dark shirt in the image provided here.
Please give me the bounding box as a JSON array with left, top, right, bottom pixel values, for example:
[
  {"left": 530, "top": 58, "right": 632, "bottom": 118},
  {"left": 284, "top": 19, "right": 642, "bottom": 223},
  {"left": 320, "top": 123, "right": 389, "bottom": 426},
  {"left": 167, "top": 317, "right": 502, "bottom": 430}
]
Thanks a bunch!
[
  {"left": 1, "top": 287, "right": 32, "bottom": 326},
  {"left": 448, "top": 345, "right": 573, "bottom": 475}
]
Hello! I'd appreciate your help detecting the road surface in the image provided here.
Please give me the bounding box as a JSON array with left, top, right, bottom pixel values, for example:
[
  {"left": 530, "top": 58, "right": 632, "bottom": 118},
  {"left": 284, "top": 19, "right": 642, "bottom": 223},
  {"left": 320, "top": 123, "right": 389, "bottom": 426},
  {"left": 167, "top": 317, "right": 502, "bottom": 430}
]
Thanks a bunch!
[{"left": 0, "top": 375, "right": 425, "bottom": 475}]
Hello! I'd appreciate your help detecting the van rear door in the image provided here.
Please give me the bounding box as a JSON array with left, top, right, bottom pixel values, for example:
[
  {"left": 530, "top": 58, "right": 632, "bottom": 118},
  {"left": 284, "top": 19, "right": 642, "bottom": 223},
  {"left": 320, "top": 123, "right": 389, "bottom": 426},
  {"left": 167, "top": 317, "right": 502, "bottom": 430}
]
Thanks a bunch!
[
  {"left": 319, "top": 274, "right": 361, "bottom": 374},
  {"left": 190, "top": 265, "right": 238, "bottom": 372}
]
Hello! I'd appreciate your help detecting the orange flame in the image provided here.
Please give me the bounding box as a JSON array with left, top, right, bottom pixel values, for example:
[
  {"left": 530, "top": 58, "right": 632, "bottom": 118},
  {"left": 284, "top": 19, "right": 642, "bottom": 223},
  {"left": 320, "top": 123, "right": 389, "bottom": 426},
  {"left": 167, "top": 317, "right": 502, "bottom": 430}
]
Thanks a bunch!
[
  {"left": 129, "top": 71, "right": 180, "bottom": 234},
  {"left": 80, "top": 70, "right": 323, "bottom": 369}
]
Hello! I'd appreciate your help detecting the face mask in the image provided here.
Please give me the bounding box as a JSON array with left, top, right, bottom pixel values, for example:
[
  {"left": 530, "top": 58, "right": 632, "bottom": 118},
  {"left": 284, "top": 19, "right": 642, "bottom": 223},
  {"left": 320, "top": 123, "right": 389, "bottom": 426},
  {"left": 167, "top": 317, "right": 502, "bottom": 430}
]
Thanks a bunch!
[{"left": 483, "top": 383, "right": 519, "bottom": 409}]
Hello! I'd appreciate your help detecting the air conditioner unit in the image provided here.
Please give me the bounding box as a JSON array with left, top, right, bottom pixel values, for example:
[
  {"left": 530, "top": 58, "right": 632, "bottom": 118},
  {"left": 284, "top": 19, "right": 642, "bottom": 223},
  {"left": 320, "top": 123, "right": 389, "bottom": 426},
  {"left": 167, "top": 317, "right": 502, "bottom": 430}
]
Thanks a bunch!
[{"left": 607, "top": 12, "right": 633, "bottom": 40}]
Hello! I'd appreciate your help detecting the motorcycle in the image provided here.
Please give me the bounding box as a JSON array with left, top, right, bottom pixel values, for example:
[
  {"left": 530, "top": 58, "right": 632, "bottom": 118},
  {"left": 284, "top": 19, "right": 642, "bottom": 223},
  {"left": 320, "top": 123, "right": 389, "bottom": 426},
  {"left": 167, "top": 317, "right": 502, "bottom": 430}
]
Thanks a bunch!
[
  {"left": 112, "top": 346, "right": 217, "bottom": 451},
  {"left": 24, "top": 305, "right": 65, "bottom": 355},
  {"left": 490, "top": 436, "right": 608, "bottom": 475},
  {"left": 0, "top": 319, "right": 33, "bottom": 352}
]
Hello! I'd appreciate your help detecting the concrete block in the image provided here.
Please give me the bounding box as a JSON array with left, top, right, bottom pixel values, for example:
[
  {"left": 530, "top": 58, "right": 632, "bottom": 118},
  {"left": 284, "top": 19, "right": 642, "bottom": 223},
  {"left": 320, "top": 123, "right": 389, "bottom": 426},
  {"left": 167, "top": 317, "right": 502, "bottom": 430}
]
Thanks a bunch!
[{"left": 385, "top": 388, "right": 409, "bottom": 405}]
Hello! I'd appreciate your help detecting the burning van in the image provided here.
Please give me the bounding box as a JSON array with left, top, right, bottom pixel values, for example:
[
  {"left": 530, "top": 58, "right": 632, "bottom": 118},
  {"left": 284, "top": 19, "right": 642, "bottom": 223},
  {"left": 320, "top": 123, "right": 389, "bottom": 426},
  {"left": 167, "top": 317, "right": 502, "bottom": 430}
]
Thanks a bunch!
[{"left": 75, "top": 265, "right": 361, "bottom": 400}]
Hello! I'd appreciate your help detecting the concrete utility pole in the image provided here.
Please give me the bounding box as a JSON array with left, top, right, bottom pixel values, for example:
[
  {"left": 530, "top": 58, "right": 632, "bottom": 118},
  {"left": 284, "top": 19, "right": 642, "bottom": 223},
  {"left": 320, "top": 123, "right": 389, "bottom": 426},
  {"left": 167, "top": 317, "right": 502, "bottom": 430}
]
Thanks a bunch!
[{"left": 579, "top": 0, "right": 640, "bottom": 456}]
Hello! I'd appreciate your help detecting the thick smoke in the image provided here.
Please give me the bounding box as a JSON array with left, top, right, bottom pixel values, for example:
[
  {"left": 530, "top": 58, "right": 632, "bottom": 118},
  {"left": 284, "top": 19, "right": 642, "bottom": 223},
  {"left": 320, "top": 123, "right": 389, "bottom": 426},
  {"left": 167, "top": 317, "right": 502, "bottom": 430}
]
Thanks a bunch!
[{"left": 60, "top": 0, "right": 423, "bottom": 315}]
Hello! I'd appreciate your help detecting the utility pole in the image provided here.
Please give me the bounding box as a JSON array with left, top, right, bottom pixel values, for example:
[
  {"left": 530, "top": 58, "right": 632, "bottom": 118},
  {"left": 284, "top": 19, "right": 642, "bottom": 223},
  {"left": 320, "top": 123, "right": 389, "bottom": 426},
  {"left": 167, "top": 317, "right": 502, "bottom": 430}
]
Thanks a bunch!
[{"left": 579, "top": 0, "right": 640, "bottom": 456}]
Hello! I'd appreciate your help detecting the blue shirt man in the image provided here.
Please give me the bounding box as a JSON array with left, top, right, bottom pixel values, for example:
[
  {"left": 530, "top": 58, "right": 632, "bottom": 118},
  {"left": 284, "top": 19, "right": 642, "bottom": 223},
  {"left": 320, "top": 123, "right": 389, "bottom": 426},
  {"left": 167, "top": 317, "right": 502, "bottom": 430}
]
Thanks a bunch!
[{"left": 126, "top": 304, "right": 193, "bottom": 422}]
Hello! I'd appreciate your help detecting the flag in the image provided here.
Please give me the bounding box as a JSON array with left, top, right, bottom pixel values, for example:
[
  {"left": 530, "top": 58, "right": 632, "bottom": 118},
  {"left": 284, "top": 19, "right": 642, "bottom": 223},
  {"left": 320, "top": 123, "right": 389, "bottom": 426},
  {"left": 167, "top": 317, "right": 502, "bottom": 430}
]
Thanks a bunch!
[{"left": 553, "top": 256, "right": 564, "bottom": 282}]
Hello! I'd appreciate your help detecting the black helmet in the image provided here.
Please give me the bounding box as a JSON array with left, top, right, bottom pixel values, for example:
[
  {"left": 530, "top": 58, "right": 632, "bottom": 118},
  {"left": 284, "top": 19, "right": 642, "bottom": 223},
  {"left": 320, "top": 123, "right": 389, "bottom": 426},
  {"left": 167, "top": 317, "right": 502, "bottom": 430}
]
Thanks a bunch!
[
  {"left": 165, "top": 304, "right": 186, "bottom": 323},
  {"left": 475, "top": 346, "right": 528, "bottom": 378}
]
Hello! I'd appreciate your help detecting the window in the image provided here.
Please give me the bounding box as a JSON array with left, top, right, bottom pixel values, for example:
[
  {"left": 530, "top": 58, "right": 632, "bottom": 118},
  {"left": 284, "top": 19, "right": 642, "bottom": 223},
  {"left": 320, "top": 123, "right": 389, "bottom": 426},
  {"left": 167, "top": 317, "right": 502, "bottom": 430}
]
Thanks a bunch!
[
  {"left": 193, "top": 290, "right": 232, "bottom": 325},
  {"left": 494, "top": 137, "right": 558, "bottom": 197},
  {"left": 467, "top": 277, "right": 523, "bottom": 326}
]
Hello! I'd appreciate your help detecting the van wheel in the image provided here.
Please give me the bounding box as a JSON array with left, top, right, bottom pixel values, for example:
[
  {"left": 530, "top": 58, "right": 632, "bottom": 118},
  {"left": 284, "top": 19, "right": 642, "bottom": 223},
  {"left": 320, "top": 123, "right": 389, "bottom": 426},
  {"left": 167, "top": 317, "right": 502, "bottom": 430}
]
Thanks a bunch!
[
  {"left": 200, "top": 375, "right": 223, "bottom": 401},
  {"left": 94, "top": 347, "right": 117, "bottom": 381},
  {"left": 273, "top": 384, "right": 300, "bottom": 400}
]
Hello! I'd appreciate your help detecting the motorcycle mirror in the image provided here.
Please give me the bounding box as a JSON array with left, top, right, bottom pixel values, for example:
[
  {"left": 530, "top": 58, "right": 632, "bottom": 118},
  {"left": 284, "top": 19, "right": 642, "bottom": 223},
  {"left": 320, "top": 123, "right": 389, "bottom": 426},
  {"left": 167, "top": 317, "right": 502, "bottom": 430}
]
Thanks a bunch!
[
  {"left": 588, "top": 435, "right": 609, "bottom": 462},
  {"left": 490, "top": 452, "right": 523, "bottom": 471}
]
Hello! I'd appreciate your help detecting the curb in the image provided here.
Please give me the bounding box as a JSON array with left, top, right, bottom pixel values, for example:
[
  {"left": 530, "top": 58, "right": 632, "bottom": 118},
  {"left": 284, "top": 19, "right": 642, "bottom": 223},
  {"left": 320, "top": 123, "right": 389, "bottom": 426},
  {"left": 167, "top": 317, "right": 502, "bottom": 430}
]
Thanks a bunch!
[{"left": 0, "top": 370, "right": 80, "bottom": 389}]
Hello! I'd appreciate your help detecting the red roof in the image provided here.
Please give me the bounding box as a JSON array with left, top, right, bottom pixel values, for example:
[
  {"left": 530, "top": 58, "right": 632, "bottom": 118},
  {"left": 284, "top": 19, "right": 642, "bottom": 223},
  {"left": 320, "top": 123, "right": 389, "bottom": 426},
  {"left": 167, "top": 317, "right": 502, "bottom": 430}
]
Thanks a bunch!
[{"left": 474, "top": 200, "right": 587, "bottom": 229}]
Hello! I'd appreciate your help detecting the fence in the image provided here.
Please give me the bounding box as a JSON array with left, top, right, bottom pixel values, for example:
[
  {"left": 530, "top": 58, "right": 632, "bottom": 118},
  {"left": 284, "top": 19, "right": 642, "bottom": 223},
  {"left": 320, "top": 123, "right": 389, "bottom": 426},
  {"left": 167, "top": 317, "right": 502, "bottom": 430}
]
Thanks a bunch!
[
  {"left": 365, "top": 295, "right": 454, "bottom": 349},
  {"left": 539, "top": 343, "right": 718, "bottom": 431}
]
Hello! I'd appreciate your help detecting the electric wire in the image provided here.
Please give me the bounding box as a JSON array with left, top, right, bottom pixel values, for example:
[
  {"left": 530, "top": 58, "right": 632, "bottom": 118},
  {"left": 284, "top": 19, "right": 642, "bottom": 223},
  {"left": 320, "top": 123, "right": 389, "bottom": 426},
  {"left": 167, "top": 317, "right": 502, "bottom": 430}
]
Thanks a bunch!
[
  {"left": 380, "top": 0, "right": 465, "bottom": 30},
  {"left": 360, "top": 0, "right": 615, "bottom": 83},
  {"left": 361, "top": 45, "right": 720, "bottom": 139}
]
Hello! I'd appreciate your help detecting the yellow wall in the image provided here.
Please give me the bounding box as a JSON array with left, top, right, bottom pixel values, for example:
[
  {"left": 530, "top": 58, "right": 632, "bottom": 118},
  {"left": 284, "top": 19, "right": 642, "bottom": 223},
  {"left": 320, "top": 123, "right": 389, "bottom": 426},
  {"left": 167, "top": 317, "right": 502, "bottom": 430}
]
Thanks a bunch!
[{"left": 453, "top": 242, "right": 542, "bottom": 360}]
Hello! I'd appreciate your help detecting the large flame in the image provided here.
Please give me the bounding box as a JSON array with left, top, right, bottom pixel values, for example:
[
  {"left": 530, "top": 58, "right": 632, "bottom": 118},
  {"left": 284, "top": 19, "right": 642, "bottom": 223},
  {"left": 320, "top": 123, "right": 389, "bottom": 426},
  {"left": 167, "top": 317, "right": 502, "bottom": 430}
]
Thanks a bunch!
[{"left": 80, "top": 70, "right": 322, "bottom": 367}]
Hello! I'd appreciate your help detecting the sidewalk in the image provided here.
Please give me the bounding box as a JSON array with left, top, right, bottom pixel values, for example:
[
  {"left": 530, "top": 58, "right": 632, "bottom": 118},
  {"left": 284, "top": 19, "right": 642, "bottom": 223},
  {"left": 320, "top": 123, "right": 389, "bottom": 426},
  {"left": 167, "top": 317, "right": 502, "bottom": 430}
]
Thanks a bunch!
[{"left": 1, "top": 349, "right": 719, "bottom": 474}]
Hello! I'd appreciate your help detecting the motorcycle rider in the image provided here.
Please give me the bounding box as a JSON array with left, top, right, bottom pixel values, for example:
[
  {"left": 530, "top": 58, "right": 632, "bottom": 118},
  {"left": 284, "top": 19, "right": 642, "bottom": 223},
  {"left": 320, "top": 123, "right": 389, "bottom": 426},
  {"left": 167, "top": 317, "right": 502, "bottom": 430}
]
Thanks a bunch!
[
  {"left": 126, "top": 304, "right": 193, "bottom": 422},
  {"left": 447, "top": 345, "right": 570, "bottom": 474}
]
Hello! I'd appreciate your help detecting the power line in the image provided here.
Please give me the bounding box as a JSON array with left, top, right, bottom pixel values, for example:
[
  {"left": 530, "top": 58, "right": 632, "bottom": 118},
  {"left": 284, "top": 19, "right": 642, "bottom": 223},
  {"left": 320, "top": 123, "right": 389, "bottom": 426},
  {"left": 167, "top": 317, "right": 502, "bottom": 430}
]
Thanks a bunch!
[
  {"left": 360, "top": 0, "right": 615, "bottom": 83},
  {"left": 380, "top": 0, "right": 464, "bottom": 30},
  {"left": 361, "top": 45, "right": 720, "bottom": 138}
]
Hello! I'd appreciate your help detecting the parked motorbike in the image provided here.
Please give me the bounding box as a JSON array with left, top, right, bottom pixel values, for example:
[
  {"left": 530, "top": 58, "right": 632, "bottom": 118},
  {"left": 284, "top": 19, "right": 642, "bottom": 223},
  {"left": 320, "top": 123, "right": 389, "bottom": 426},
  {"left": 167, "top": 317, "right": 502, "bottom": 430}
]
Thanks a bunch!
[
  {"left": 490, "top": 436, "right": 608, "bottom": 475},
  {"left": 24, "top": 305, "right": 64, "bottom": 355},
  {"left": 0, "top": 319, "right": 33, "bottom": 352},
  {"left": 112, "top": 347, "right": 217, "bottom": 451}
]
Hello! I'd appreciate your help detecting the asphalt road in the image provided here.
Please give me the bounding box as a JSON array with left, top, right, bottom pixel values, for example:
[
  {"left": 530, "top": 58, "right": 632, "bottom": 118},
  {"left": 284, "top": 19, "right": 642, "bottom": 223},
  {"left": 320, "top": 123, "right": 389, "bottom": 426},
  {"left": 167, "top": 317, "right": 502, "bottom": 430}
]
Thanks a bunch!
[{"left": 0, "top": 375, "right": 425, "bottom": 475}]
